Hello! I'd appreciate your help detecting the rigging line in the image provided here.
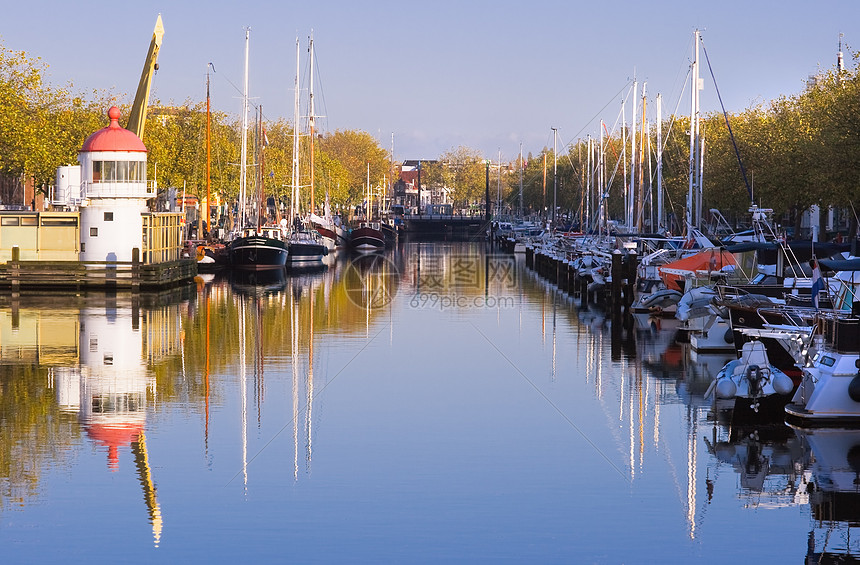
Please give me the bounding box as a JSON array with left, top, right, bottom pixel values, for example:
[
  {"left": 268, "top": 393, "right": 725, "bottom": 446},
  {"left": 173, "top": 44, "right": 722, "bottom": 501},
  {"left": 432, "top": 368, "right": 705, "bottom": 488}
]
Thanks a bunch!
[
  {"left": 701, "top": 40, "right": 754, "bottom": 203},
  {"left": 224, "top": 323, "right": 389, "bottom": 486},
  {"left": 563, "top": 81, "right": 635, "bottom": 189},
  {"left": 561, "top": 79, "right": 634, "bottom": 158},
  {"left": 469, "top": 321, "right": 630, "bottom": 483}
]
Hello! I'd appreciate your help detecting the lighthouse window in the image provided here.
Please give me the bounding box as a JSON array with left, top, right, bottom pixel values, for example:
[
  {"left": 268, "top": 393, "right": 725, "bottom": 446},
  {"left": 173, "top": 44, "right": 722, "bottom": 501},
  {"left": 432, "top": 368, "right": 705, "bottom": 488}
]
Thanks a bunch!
[
  {"left": 90, "top": 227, "right": 98, "bottom": 237},
  {"left": 115, "top": 161, "right": 129, "bottom": 181},
  {"left": 93, "top": 160, "right": 146, "bottom": 182},
  {"left": 104, "top": 212, "right": 114, "bottom": 221},
  {"left": 102, "top": 161, "right": 114, "bottom": 181}
]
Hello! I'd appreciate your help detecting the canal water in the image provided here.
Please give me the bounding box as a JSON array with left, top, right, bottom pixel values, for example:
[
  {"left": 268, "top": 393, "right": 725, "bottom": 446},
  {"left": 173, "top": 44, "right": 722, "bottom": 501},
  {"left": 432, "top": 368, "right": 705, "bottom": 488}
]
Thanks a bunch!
[{"left": 0, "top": 242, "right": 851, "bottom": 562}]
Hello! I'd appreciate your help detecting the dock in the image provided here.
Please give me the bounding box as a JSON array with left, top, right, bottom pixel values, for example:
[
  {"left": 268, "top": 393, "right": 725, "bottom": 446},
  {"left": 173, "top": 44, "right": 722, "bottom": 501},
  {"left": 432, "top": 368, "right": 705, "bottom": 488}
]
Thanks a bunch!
[{"left": 0, "top": 250, "right": 196, "bottom": 292}]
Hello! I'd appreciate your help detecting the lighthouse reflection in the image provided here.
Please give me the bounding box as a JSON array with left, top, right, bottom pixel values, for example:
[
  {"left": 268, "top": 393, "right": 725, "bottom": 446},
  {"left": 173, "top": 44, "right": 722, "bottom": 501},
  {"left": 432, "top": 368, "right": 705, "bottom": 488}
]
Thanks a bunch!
[{"left": 49, "top": 294, "right": 184, "bottom": 547}]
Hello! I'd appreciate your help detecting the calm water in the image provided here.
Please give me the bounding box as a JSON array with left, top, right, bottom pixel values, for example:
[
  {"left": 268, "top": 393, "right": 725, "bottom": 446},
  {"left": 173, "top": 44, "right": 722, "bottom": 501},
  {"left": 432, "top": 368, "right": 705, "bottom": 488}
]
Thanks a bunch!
[{"left": 0, "top": 242, "right": 852, "bottom": 563}]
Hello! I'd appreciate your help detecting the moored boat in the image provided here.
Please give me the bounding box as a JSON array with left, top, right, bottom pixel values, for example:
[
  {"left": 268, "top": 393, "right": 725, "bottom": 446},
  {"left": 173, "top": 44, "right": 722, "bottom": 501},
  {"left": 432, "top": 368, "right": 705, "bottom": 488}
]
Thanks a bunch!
[
  {"left": 350, "top": 221, "right": 385, "bottom": 252},
  {"left": 287, "top": 228, "right": 328, "bottom": 264},
  {"left": 708, "top": 340, "right": 796, "bottom": 421},
  {"left": 785, "top": 311, "right": 860, "bottom": 426},
  {"left": 229, "top": 226, "right": 289, "bottom": 270}
]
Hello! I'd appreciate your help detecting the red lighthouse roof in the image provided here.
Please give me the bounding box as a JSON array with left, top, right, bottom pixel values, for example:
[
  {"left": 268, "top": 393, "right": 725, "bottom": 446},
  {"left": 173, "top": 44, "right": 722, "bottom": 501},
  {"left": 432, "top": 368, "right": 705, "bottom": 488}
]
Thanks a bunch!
[{"left": 80, "top": 106, "right": 147, "bottom": 153}]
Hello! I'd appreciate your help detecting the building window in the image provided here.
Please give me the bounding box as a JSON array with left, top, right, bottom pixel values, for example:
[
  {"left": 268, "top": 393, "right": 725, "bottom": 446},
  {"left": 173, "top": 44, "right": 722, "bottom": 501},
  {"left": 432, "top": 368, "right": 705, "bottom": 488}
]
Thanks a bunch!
[
  {"left": 104, "top": 212, "right": 114, "bottom": 221},
  {"left": 90, "top": 227, "right": 98, "bottom": 237},
  {"left": 81, "top": 242, "right": 86, "bottom": 252},
  {"left": 1, "top": 217, "right": 20, "bottom": 226}
]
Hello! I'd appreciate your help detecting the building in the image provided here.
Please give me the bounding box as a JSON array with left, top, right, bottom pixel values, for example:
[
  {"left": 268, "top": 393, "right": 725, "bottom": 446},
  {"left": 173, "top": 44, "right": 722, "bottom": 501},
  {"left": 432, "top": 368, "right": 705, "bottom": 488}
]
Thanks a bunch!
[{"left": 4, "top": 107, "right": 185, "bottom": 268}]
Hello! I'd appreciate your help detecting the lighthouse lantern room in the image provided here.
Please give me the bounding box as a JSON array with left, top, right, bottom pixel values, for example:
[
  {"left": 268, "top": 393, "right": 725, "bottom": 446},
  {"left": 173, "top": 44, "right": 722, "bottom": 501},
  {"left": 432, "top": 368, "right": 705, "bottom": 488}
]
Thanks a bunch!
[{"left": 77, "top": 106, "right": 154, "bottom": 262}]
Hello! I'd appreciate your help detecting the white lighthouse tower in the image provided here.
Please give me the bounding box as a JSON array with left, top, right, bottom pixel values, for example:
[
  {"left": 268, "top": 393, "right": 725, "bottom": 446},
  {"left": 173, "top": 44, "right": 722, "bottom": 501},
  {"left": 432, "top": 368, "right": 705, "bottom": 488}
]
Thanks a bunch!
[{"left": 77, "top": 106, "right": 153, "bottom": 262}]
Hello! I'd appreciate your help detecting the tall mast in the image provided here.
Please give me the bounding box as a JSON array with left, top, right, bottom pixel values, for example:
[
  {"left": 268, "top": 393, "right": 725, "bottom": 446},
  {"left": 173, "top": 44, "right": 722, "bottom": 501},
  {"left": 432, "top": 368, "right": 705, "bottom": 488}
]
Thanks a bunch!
[
  {"left": 586, "top": 137, "right": 592, "bottom": 232},
  {"left": 518, "top": 142, "right": 523, "bottom": 218},
  {"left": 630, "top": 79, "right": 637, "bottom": 233},
  {"left": 308, "top": 33, "right": 316, "bottom": 215},
  {"left": 598, "top": 123, "right": 604, "bottom": 233},
  {"left": 542, "top": 153, "right": 547, "bottom": 222},
  {"left": 497, "top": 148, "right": 502, "bottom": 215},
  {"left": 239, "top": 28, "right": 250, "bottom": 230},
  {"left": 621, "top": 97, "right": 628, "bottom": 228},
  {"left": 656, "top": 93, "right": 664, "bottom": 233},
  {"left": 551, "top": 127, "right": 558, "bottom": 226},
  {"left": 637, "top": 83, "right": 647, "bottom": 233},
  {"left": 389, "top": 133, "right": 394, "bottom": 209},
  {"left": 291, "top": 36, "right": 301, "bottom": 222},
  {"left": 687, "top": 29, "right": 702, "bottom": 233},
  {"left": 205, "top": 63, "right": 213, "bottom": 238}
]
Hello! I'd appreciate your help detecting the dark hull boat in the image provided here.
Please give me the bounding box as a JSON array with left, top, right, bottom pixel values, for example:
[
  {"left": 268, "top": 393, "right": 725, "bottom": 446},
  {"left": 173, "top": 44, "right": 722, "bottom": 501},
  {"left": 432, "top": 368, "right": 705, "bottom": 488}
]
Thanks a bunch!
[
  {"left": 229, "top": 228, "right": 289, "bottom": 270},
  {"left": 350, "top": 222, "right": 385, "bottom": 252},
  {"left": 287, "top": 230, "right": 328, "bottom": 264}
]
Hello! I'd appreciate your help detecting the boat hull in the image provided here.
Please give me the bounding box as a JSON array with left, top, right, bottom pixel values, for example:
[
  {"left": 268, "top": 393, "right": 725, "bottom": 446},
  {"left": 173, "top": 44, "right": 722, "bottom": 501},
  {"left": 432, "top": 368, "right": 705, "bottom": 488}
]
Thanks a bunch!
[
  {"left": 287, "top": 241, "right": 328, "bottom": 264},
  {"left": 350, "top": 226, "right": 385, "bottom": 251},
  {"left": 229, "top": 236, "right": 289, "bottom": 270}
]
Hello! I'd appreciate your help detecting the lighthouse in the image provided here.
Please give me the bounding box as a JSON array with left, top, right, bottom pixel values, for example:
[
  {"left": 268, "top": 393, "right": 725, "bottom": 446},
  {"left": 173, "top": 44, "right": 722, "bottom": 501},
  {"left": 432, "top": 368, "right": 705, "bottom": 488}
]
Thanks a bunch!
[{"left": 77, "top": 106, "right": 153, "bottom": 262}]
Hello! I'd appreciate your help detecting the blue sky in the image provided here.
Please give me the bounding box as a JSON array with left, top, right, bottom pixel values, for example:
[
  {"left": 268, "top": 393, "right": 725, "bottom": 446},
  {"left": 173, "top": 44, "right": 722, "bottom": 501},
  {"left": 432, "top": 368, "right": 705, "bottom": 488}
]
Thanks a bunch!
[{"left": 3, "top": 1, "right": 857, "bottom": 161}]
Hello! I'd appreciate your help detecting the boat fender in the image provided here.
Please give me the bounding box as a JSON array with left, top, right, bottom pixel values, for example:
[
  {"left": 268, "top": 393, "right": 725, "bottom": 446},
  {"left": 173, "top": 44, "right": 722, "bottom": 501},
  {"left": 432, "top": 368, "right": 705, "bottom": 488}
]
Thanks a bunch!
[
  {"left": 772, "top": 372, "right": 794, "bottom": 395},
  {"left": 715, "top": 377, "right": 737, "bottom": 399},
  {"left": 849, "top": 374, "right": 860, "bottom": 403},
  {"left": 724, "top": 328, "right": 734, "bottom": 344}
]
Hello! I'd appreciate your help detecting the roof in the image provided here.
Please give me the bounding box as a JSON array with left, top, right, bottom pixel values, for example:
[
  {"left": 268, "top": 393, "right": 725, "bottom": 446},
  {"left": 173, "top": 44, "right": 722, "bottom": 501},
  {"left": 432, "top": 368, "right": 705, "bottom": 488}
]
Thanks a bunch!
[{"left": 80, "top": 106, "right": 147, "bottom": 153}]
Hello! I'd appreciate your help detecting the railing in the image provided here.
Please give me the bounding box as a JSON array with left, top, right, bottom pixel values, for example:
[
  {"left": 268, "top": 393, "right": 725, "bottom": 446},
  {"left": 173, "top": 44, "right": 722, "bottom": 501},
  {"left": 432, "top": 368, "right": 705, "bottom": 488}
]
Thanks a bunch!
[{"left": 80, "top": 180, "right": 157, "bottom": 200}]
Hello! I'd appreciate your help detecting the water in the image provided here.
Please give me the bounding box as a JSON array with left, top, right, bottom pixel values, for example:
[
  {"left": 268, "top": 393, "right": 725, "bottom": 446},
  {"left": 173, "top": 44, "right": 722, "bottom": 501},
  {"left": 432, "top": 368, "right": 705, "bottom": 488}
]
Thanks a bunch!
[{"left": 0, "top": 242, "right": 850, "bottom": 562}]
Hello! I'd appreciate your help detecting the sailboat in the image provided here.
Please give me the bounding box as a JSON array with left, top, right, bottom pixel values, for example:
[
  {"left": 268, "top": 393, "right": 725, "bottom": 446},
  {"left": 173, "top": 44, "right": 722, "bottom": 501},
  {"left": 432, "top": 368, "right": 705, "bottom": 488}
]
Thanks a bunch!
[
  {"left": 349, "top": 163, "right": 385, "bottom": 252},
  {"left": 229, "top": 29, "right": 289, "bottom": 270},
  {"left": 286, "top": 35, "right": 327, "bottom": 265}
]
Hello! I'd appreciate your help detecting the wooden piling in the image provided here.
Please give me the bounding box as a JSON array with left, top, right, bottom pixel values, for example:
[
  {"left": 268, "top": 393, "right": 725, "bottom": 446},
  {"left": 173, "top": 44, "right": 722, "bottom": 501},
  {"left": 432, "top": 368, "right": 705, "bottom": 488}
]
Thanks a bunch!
[{"left": 611, "top": 250, "right": 622, "bottom": 318}]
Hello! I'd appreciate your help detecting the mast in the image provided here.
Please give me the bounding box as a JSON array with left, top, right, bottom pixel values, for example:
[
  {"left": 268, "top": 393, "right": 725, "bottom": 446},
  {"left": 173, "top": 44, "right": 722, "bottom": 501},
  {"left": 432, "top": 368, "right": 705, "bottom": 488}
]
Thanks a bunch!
[
  {"left": 291, "top": 36, "right": 301, "bottom": 223},
  {"left": 542, "top": 153, "right": 547, "bottom": 223},
  {"left": 205, "top": 63, "right": 213, "bottom": 238},
  {"left": 518, "top": 142, "right": 523, "bottom": 218},
  {"left": 552, "top": 128, "right": 558, "bottom": 226},
  {"left": 687, "top": 29, "right": 702, "bottom": 233},
  {"left": 239, "top": 28, "right": 250, "bottom": 230},
  {"left": 630, "top": 79, "right": 637, "bottom": 232},
  {"left": 656, "top": 93, "right": 664, "bottom": 233},
  {"left": 496, "top": 148, "right": 501, "bottom": 215},
  {"left": 586, "top": 136, "right": 592, "bottom": 232},
  {"left": 308, "top": 34, "right": 316, "bottom": 215},
  {"left": 622, "top": 97, "right": 628, "bottom": 229},
  {"left": 389, "top": 133, "right": 395, "bottom": 211},
  {"left": 366, "top": 162, "right": 371, "bottom": 220},
  {"left": 637, "top": 83, "right": 646, "bottom": 233},
  {"left": 257, "top": 105, "right": 265, "bottom": 229}
]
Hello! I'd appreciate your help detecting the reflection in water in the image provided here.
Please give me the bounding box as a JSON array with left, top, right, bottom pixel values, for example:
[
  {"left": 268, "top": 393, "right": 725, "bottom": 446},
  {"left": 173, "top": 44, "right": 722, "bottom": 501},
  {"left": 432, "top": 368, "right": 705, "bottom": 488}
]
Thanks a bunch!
[
  {"left": 15, "top": 293, "right": 188, "bottom": 547},
  {"left": 2, "top": 243, "right": 851, "bottom": 561},
  {"left": 794, "top": 427, "right": 860, "bottom": 561}
]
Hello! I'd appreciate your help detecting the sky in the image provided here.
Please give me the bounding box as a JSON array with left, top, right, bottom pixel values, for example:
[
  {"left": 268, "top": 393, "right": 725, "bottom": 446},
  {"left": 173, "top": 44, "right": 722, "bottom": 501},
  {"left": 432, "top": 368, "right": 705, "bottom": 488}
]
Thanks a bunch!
[{"left": 3, "top": 0, "right": 858, "bottom": 162}]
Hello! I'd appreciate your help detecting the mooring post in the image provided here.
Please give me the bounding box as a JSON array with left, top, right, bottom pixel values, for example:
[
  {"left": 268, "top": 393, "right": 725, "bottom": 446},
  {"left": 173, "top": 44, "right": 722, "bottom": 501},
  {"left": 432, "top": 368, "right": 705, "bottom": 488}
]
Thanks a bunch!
[
  {"left": 625, "top": 250, "right": 638, "bottom": 311},
  {"left": 132, "top": 247, "right": 140, "bottom": 292},
  {"left": 611, "top": 249, "right": 622, "bottom": 318},
  {"left": 11, "top": 245, "right": 20, "bottom": 291}
]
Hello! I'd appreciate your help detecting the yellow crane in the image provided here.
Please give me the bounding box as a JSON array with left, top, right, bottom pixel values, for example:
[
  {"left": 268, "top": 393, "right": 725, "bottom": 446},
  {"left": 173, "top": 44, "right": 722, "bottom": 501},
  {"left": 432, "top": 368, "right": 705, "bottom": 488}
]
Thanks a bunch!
[{"left": 125, "top": 14, "right": 164, "bottom": 141}]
